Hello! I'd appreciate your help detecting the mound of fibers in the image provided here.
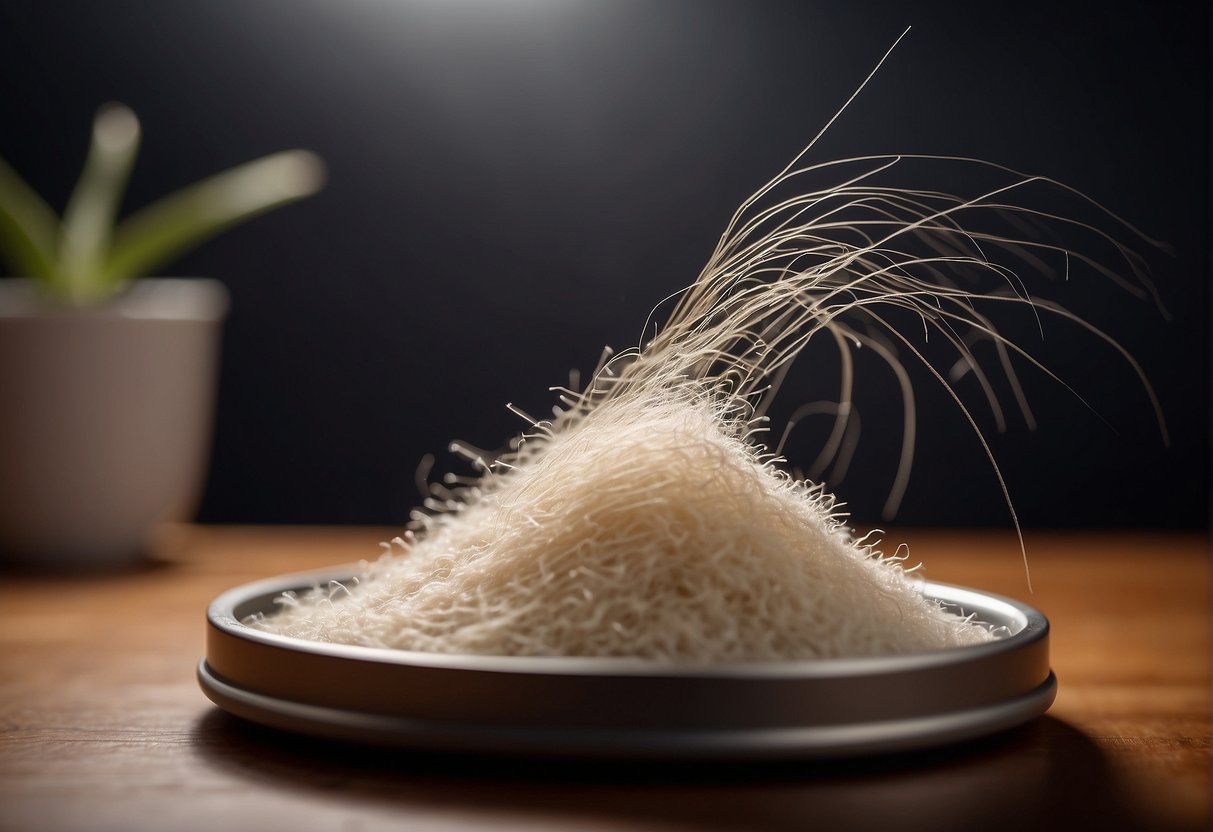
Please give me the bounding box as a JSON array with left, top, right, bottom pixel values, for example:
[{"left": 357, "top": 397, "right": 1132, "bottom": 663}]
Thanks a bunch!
[{"left": 252, "top": 386, "right": 993, "bottom": 660}]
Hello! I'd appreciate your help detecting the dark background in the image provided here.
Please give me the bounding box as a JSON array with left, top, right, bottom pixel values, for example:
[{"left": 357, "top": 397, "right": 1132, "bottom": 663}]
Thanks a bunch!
[{"left": 1, "top": 0, "right": 1208, "bottom": 529}]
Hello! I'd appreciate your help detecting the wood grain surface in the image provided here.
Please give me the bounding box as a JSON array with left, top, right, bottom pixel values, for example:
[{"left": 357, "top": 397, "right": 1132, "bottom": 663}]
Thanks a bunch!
[{"left": 1, "top": 526, "right": 1208, "bottom": 832}]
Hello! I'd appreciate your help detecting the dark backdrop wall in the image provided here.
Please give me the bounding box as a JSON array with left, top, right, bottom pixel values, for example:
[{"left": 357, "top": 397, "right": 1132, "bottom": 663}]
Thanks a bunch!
[{"left": 1, "top": 0, "right": 1208, "bottom": 529}]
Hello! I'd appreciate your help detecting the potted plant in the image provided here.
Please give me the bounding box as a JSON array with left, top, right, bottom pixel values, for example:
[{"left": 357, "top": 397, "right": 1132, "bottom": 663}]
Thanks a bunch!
[{"left": 0, "top": 103, "right": 324, "bottom": 568}]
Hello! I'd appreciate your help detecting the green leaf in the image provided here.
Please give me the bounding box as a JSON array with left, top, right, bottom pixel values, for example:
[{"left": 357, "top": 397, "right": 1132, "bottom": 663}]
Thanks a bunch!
[
  {"left": 103, "top": 150, "right": 326, "bottom": 286},
  {"left": 0, "top": 155, "right": 60, "bottom": 283},
  {"left": 57, "top": 103, "right": 142, "bottom": 304}
]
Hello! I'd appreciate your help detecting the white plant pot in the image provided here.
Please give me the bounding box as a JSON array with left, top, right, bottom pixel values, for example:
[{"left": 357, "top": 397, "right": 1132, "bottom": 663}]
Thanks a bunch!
[{"left": 0, "top": 278, "right": 227, "bottom": 569}]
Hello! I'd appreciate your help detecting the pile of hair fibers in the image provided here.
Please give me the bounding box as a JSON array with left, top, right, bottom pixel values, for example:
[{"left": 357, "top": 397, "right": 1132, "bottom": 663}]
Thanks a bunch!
[
  {"left": 257, "top": 384, "right": 993, "bottom": 659},
  {"left": 253, "top": 61, "right": 1162, "bottom": 660}
]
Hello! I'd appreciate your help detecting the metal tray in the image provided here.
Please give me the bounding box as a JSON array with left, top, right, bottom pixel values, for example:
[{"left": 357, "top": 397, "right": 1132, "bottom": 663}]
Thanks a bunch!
[{"left": 199, "top": 568, "right": 1054, "bottom": 760}]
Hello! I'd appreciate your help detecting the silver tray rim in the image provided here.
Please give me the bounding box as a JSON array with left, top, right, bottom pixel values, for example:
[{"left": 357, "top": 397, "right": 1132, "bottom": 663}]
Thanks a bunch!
[
  {"left": 206, "top": 565, "right": 1044, "bottom": 678},
  {"left": 199, "top": 567, "right": 1055, "bottom": 759}
]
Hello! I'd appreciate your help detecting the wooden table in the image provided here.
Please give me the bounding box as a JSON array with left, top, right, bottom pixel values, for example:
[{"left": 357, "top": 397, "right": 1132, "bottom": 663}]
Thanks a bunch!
[{"left": 1, "top": 526, "right": 1208, "bottom": 832}]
